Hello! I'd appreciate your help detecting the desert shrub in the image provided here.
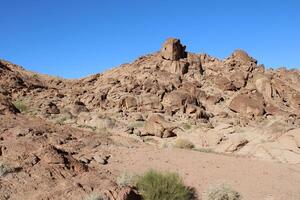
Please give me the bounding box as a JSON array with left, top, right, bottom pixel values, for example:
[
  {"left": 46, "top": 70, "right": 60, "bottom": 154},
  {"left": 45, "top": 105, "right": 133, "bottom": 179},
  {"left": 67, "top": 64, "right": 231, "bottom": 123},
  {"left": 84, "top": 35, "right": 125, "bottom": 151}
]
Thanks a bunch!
[
  {"left": 13, "top": 100, "right": 28, "bottom": 112},
  {"left": 117, "top": 172, "right": 137, "bottom": 187},
  {"left": 32, "top": 74, "right": 38, "bottom": 78},
  {"left": 174, "top": 139, "right": 194, "bottom": 149},
  {"left": 136, "top": 170, "right": 193, "bottom": 200},
  {"left": 84, "top": 193, "right": 104, "bottom": 200},
  {"left": 0, "top": 162, "right": 15, "bottom": 177},
  {"left": 205, "top": 183, "right": 241, "bottom": 200},
  {"left": 182, "top": 123, "right": 192, "bottom": 130}
]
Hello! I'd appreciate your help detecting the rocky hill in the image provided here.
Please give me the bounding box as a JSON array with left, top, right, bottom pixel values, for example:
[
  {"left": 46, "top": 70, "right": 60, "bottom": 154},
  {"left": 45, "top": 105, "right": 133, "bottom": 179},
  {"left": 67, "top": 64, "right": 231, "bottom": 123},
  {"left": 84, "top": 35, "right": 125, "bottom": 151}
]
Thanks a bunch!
[
  {"left": 1, "top": 38, "right": 300, "bottom": 199},
  {"left": 1, "top": 38, "right": 300, "bottom": 162}
]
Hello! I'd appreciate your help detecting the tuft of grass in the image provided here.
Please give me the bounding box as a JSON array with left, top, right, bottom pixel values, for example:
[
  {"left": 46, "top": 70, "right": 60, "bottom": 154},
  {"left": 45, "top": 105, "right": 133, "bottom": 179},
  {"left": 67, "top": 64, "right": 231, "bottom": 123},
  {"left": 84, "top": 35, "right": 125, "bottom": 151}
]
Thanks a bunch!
[
  {"left": 136, "top": 170, "right": 194, "bottom": 200},
  {"left": 13, "top": 100, "right": 28, "bottom": 113},
  {"left": 174, "top": 139, "right": 195, "bottom": 149},
  {"left": 117, "top": 172, "right": 137, "bottom": 187},
  {"left": 204, "top": 183, "right": 242, "bottom": 200}
]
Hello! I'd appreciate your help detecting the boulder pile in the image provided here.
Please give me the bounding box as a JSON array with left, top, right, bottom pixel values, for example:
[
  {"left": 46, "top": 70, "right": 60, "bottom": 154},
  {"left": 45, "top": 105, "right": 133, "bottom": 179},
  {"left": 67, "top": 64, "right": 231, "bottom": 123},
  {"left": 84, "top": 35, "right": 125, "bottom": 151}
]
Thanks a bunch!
[{"left": 0, "top": 38, "right": 299, "bottom": 163}]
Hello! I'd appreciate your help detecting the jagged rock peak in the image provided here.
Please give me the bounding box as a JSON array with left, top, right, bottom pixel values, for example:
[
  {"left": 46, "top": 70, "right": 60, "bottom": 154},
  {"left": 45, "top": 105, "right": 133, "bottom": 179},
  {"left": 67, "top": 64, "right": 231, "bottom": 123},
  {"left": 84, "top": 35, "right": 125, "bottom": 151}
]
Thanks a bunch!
[{"left": 160, "top": 38, "right": 187, "bottom": 61}]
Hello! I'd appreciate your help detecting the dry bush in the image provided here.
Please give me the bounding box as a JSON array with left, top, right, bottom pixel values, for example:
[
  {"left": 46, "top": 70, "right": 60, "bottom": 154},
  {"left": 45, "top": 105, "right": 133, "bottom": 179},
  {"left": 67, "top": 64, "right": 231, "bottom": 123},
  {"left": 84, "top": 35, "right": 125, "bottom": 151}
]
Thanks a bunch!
[
  {"left": 204, "top": 183, "right": 242, "bottom": 200},
  {"left": 174, "top": 139, "right": 195, "bottom": 149},
  {"left": 117, "top": 172, "right": 137, "bottom": 187},
  {"left": 13, "top": 100, "right": 27, "bottom": 113}
]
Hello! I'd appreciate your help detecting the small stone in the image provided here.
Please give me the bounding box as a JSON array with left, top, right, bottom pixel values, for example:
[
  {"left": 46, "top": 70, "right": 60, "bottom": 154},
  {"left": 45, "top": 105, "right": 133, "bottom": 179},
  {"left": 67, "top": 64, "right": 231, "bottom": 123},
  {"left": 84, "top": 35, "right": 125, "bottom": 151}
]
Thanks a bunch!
[
  {"left": 93, "top": 154, "right": 108, "bottom": 165},
  {"left": 79, "top": 157, "right": 90, "bottom": 164}
]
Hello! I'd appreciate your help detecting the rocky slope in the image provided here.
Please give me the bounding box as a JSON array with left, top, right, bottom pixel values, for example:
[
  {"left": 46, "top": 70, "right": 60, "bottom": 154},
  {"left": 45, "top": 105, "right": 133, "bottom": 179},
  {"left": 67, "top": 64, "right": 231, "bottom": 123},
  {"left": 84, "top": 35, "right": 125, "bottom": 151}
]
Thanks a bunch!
[
  {"left": 0, "top": 38, "right": 300, "bottom": 199},
  {"left": 1, "top": 38, "right": 299, "bottom": 164}
]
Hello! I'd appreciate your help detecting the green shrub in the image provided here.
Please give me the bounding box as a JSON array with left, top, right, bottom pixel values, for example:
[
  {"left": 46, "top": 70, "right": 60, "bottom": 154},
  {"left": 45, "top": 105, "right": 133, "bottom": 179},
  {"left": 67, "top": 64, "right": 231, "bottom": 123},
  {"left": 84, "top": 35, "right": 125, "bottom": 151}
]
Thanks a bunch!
[
  {"left": 13, "top": 100, "right": 28, "bottom": 112},
  {"left": 174, "top": 139, "right": 194, "bottom": 149},
  {"left": 205, "top": 183, "right": 241, "bottom": 200},
  {"left": 136, "top": 170, "right": 193, "bottom": 200}
]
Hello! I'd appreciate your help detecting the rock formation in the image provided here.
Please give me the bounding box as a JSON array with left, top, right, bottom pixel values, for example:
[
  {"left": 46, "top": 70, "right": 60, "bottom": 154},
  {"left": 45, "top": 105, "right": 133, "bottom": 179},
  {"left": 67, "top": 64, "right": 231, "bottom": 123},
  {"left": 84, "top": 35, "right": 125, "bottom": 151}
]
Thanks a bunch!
[{"left": 1, "top": 38, "right": 300, "bottom": 199}]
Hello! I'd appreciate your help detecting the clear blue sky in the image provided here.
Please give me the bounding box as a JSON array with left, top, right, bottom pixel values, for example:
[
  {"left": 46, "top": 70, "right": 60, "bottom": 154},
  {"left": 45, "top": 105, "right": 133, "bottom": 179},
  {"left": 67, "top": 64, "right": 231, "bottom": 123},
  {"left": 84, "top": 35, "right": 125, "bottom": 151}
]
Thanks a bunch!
[{"left": 0, "top": 0, "right": 299, "bottom": 78}]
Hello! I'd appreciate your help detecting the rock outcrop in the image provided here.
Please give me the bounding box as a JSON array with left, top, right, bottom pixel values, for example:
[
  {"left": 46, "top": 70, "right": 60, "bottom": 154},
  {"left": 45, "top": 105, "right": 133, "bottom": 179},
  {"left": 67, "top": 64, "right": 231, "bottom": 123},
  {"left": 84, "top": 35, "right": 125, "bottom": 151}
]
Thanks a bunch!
[
  {"left": 161, "top": 38, "right": 187, "bottom": 61},
  {"left": 0, "top": 38, "right": 300, "bottom": 164}
]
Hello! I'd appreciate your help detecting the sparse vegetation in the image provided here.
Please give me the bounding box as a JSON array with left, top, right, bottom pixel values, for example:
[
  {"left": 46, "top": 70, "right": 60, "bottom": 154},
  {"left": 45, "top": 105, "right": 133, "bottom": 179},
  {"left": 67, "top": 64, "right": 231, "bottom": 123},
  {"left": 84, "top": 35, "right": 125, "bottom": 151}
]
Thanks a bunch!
[
  {"left": 136, "top": 170, "right": 194, "bottom": 200},
  {"left": 117, "top": 172, "right": 137, "bottom": 187},
  {"left": 77, "top": 124, "right": 97, "bottom": 132},
  {"left": 84, "top": 193, "right": 104, "bottom": 200},
  {"left": 182, "top": 123, "right": 192, "bottom": 130},
  {"left": 32, "top": 74, "right": 38, "bottom": 78},
  {"left": 128, "top": 121, "right": 145, "bottom": 129},
  {"left": 13, "top": 100, "right": 28, "bottom": 112},
  {"left": 174, "top": 139, "right": 195, "bottom": 149},
  {"left": 194, "top": 148, "right": 215, "bottom": 153},
  {"left": 0, "top": 162, "right": 16, "bottom": 177},
  {"left": 204, "top": 183, "right": 242, "bottom": 200}
]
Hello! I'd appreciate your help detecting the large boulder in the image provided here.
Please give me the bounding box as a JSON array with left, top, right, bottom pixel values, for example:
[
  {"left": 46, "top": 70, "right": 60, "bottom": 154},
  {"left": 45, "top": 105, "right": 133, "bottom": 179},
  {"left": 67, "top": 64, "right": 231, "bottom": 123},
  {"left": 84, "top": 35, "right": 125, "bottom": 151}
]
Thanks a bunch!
[
  {"left": 139, "top": 94, "right": 162, "bottom": 111},
  {"left": 120, "top": 96, "right": 138, "bottom": 109},
  {"left": 230, "top": 70, "right": 247, "bottom": 89},
  {"left": 161, "top": 38, "right": 187, "bottom": 61},
  {"left": 143, "top": 114, "right": 176, "bottom": 138},
  {"left": 162, "top": 90, "right": 197, "bottom": 113},
  {"left": 214, "top": 76, "right": 236, "bottom": 91},
  {"left": 229, "top": 92, "right": 265, "bottom": 117},
  {"left": 253, "top": 73, "right": 272, "bottom": 100}
]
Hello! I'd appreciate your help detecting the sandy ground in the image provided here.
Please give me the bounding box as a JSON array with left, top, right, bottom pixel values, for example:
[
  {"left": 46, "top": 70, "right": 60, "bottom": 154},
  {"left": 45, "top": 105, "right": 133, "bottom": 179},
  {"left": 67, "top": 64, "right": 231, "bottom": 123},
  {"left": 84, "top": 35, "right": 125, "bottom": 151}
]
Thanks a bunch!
[{"left": 105, "top": 145, "right": 300, "bottom": 200}]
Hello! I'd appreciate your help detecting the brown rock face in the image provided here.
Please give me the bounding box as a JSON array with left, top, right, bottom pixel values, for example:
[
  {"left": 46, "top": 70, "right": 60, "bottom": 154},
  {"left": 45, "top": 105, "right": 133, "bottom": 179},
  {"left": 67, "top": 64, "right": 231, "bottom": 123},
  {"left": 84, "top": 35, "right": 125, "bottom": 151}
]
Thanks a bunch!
[
  {"left": 161, "top": 60, "right": 189, "bottom": 74},
  {"left": 161, "top": 38, "right": 187, "bottom": 61},
  {"left": 229, "top": 92, "right": 265, "bottom": 117}
]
